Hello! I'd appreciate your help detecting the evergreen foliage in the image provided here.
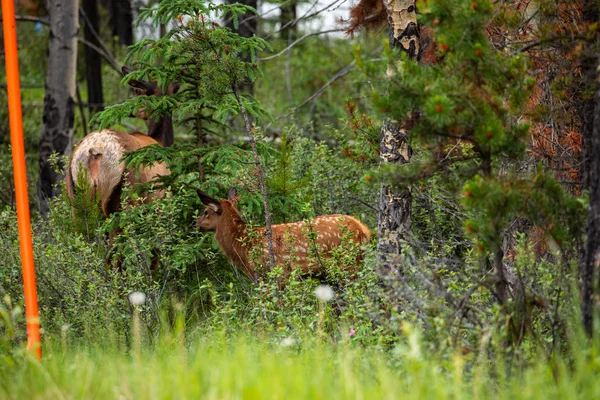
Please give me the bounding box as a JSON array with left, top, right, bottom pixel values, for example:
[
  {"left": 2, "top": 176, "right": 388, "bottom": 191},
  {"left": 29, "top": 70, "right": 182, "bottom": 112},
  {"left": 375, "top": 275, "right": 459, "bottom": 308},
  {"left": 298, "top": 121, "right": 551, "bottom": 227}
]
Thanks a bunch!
[
  {"left": 360, "top": 0, "right": 584, "bottom": 254},
  {"left": 94, "top": 0, "right": 271, "bottom": 130}
]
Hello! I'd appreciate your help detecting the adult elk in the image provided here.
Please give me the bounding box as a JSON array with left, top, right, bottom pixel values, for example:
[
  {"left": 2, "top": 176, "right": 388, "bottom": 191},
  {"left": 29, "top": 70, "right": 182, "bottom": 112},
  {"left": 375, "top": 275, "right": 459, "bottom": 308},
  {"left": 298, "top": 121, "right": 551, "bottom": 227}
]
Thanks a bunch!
[
  {"left": 66, "top": 66, "right": 179, "bottom": 266},
  {"left": 196, "top": 189, "right": 371, "bottom": 282}
]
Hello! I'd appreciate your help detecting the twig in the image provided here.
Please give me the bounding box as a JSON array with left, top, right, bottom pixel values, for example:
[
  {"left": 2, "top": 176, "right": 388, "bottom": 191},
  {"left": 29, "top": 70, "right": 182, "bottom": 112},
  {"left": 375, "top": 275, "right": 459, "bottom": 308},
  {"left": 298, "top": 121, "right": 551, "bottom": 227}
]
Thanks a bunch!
[
  {"left": 270, "top": 0, "right": 347, "bottom": 39},
  {"left": 0, "top": 15, "right": 49, "bottom": 25},
  {"left": 0, "top": 14, "right": 121, "bottom": 73},
  {"left": 258, "top": 28, "right": 346, "bottom": 61},
  {"left": 238, "top": 0, "right": 295, "bottom": 26},
  {"left": 79, "top": 6, "right": 121, "bottom": 72},
  {"left": 233, "top": 89, "right": 276, "bottom": 270}
]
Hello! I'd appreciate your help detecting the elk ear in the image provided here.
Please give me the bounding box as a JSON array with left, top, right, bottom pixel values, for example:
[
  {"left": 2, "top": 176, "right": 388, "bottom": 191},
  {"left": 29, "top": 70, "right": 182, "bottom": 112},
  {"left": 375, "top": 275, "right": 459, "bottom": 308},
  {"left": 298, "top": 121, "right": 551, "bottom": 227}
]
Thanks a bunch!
[
  {"left": 228, "top": 188, "right": 239, "bottom": 206},
  {"left": 197, "top": 190, "right": 222, "bottom": 214},
  {"left": 121, "top": 66, "right": 133, "bottom": 75},
  {"left": 128, "top": 78, "right": 155, "bottom": 95},
  {"left": 122, "top": 66, "right": 155, "bottom": 95}
]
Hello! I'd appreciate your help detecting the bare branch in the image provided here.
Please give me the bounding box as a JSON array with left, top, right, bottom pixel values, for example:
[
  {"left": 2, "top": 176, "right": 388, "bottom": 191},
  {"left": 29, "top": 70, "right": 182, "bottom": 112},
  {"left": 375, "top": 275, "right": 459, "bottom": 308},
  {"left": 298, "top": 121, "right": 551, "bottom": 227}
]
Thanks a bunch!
[
  {"left": 296, "top": 59, "right": 355, "bottom": 109},
  {"left": 258, "top": 28, "right": 346, "bottom": 61},
  {"left": 79, "top": 6, "right": 121, "bottom": 72},
  {"left": 0, "top": 14, "right": 122, "bottom": 73}
]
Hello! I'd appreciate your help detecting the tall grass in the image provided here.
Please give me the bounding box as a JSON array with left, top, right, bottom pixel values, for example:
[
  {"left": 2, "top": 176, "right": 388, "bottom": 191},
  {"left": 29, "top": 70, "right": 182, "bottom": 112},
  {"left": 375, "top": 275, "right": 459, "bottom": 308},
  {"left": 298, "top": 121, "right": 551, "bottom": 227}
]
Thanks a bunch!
[{"left": 2, "top": 327, "right": 600, "bottom": 400}]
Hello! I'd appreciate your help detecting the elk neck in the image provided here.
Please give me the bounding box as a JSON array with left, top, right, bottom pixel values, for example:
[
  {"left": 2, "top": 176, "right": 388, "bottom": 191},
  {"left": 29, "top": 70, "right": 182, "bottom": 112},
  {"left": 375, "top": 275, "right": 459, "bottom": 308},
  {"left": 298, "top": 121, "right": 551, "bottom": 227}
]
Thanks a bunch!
[
  {"left": 213, "top": 209, "right": 254, "bottom": 272},
  {"left": 148, "top": 114, "right": 173, "bottom": 147}
]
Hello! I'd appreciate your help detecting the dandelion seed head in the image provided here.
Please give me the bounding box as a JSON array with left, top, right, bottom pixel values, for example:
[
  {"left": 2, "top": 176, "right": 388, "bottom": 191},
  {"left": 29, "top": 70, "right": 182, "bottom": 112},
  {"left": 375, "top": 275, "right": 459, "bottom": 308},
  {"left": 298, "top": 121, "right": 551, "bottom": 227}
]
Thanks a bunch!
[
  {"left": 280, "top": 337, "right": 295, "bottom": 347},
  {"left": 315, "top": 284, "right": 334, "bottom": 302},
  {"left": 129, "top": 291, "right": 146, "bottom": 306}
]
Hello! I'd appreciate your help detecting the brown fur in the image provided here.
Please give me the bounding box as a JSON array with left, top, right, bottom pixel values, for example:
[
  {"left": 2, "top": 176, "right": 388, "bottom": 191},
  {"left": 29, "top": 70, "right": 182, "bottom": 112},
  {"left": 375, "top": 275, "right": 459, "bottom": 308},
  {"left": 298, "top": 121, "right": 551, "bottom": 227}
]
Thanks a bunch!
[
  {"left": 66, "top": 67, "right": 177, "bottom": 216},
  {"left": 196, "top": 191, "right": 371, "bottom": 282},
  {"left": 65, "top": 67, "right": 178, "bottom": 270},
  {"left": 66, "top": 130, "right": 169, "bottom": 216}
]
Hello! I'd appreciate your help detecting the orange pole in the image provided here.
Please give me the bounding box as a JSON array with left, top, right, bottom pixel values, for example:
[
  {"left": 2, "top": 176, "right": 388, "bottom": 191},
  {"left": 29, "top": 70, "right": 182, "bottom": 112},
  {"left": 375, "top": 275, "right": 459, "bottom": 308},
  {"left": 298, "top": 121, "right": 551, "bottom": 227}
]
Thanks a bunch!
[{"left": 2, "top": 0, "right": 42, "bottom": 360}]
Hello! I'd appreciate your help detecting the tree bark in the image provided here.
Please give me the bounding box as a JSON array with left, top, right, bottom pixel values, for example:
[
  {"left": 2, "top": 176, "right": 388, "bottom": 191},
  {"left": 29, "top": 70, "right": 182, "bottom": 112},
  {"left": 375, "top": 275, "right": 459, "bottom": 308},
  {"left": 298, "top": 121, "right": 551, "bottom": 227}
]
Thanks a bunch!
[
  {"left": 583, "top": 83, "right": 600, "bottom": 337},
  {"left": 581, "top": 0, "right": 599, "bottom": 338},
  {"left": 583, "top": 78, "right": 600, "bottom": 338},
  {"left": 38, "top": 0, "right": 79, "bottom": 216},
  {"left": 376, "top": 1, "right": 419, "bottom": 271},
  {"left": 82, "top": 0, "right": 104, "bottom": 114},
  {"left": 377, "top": 120, "right": 412, "bottom": 271},
  {"left": 110, "top": 0, "right": 133, "bottom": 46},
  {"left": 384, "top": 0, "right": 420, "bottom": 59}
]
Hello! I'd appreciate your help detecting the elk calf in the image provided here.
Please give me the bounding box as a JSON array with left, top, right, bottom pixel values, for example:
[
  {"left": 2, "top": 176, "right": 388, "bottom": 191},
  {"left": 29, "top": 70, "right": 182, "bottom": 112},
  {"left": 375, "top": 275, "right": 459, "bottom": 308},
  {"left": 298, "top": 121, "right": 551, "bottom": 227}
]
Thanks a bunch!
[{"left": 196, "top": 189, "right": 371, "bottom": 282}]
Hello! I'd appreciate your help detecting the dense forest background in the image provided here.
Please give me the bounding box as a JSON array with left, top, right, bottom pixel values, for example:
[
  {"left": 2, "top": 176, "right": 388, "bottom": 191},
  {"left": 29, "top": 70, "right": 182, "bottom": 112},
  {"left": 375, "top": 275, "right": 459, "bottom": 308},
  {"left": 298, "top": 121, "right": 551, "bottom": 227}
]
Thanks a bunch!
[{"left": 2, "top": 0, "right": 600, "bottom": 397}]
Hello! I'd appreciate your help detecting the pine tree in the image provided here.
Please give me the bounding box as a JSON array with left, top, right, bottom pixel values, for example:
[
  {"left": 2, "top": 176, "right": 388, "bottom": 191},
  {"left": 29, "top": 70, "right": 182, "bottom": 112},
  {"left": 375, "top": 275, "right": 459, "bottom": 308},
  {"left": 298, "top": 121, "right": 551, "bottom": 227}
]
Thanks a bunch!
[
  {"left": 92, "top": 0, "right": 278, "bottom": 268},
  {"left": 361, "top": 0, "right": 584, "bottom": 308}
]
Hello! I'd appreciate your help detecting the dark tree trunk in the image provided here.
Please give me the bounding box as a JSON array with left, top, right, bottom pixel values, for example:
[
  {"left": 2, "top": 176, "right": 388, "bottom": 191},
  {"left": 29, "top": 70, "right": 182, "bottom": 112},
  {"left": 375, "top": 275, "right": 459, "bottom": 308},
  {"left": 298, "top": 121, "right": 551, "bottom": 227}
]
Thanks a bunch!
[
  {"left": 225, "top": 0, "right": 257, "bottom": 93},
  {"left": 494, "top": 245, "right": 508, "bottom": 305},
  {"left": 227, "top": 0, "right": 258, "bottom": 37},
  {"left": 583, "top": 73, "right": 600, "bottom": 338},
  {"left": 110, "top": 0, "right": 133, "bottom": 45},
  {"left": 82, "top": 0, "right": 104, "bottom": 114},
  {"left": 39, "top": 0, "right": 79, "bottom": 216},
  {"left": 376, "top": 1, "right": 419, "bottom": 272},
  {"left": 225, "top": 0, "right": 257, "bottom": 38},
  {"left": 581, "top": 0, "right": 599, "bottom": 338},
  {"left": 280, "top": 2, "right": 297, "bottom": 41},
  {"left": 482, "top": 152, "right": 510, "bottom": 306}
]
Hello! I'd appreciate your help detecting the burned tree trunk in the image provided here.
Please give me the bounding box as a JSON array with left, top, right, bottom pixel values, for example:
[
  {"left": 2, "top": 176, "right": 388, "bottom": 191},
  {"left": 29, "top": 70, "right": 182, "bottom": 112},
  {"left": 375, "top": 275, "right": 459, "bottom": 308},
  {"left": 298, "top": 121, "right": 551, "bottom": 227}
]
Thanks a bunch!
[
  {"left": 376, "top": 0, "right": 419, "bottom": 271},
  {"left": 38, "top": 0, "right": 79, "bottom": 216}
]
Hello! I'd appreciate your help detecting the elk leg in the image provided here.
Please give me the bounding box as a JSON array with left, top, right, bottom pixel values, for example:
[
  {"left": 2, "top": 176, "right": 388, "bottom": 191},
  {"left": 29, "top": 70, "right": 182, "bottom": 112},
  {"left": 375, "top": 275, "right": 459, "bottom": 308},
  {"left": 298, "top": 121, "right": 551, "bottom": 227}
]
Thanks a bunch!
[{"left": 150, "top": 248, "right": 160, "bottom": 271}]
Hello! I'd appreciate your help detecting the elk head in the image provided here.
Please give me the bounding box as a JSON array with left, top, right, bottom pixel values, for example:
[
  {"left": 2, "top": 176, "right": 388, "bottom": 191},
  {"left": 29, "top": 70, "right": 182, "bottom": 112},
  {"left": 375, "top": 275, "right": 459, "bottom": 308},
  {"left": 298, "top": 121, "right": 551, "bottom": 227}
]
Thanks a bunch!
[
  {"left": 196, "top": 188, "right": 239, "bottom": 231},
  {"left": 121, "top": 66, "right": 180, "bottom": 147}
]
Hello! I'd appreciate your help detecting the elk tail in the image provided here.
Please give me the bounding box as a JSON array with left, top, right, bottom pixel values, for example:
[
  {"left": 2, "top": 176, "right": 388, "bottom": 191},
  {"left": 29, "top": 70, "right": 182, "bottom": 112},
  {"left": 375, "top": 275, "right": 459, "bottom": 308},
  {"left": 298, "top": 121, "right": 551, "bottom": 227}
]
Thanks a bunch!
[
  {"left": 68, "top": 130, "right": 125, "bottom": 216},
  {"left": 359, "top": 221, "right": 371, "bottom": 244}
]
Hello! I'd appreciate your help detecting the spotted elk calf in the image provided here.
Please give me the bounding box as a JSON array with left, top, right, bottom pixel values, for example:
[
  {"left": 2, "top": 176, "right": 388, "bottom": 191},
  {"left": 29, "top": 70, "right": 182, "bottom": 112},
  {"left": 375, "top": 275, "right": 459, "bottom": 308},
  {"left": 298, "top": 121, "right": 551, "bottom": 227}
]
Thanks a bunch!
[
  {"left": 196, "top": 189, "right": 371, "bottom": 282},
  {"left": 66, "top": 66, "right": 179, "bottom": 268}
]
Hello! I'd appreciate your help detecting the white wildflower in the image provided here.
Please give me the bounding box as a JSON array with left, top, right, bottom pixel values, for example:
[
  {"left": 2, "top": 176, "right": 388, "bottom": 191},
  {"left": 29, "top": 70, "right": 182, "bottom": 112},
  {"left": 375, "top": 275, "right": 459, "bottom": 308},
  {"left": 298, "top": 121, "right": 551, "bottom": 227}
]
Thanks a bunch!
[
  {"left": 314, "top": 284, "right": 334, "bottom": 302},
  {"left": 128, "top": 291, "right": 146, "bottom": 306},
  {"left": 280, "top": 337, "right": 295, "bottom": 347}
]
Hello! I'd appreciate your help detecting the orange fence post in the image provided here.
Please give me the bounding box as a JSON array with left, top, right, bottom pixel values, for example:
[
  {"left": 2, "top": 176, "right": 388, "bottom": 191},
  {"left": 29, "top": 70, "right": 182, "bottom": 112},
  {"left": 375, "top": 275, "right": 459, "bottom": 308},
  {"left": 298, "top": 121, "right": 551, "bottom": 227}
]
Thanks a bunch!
[{"left": 2, "top": 0, "right": 42, "bottom": 360}]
